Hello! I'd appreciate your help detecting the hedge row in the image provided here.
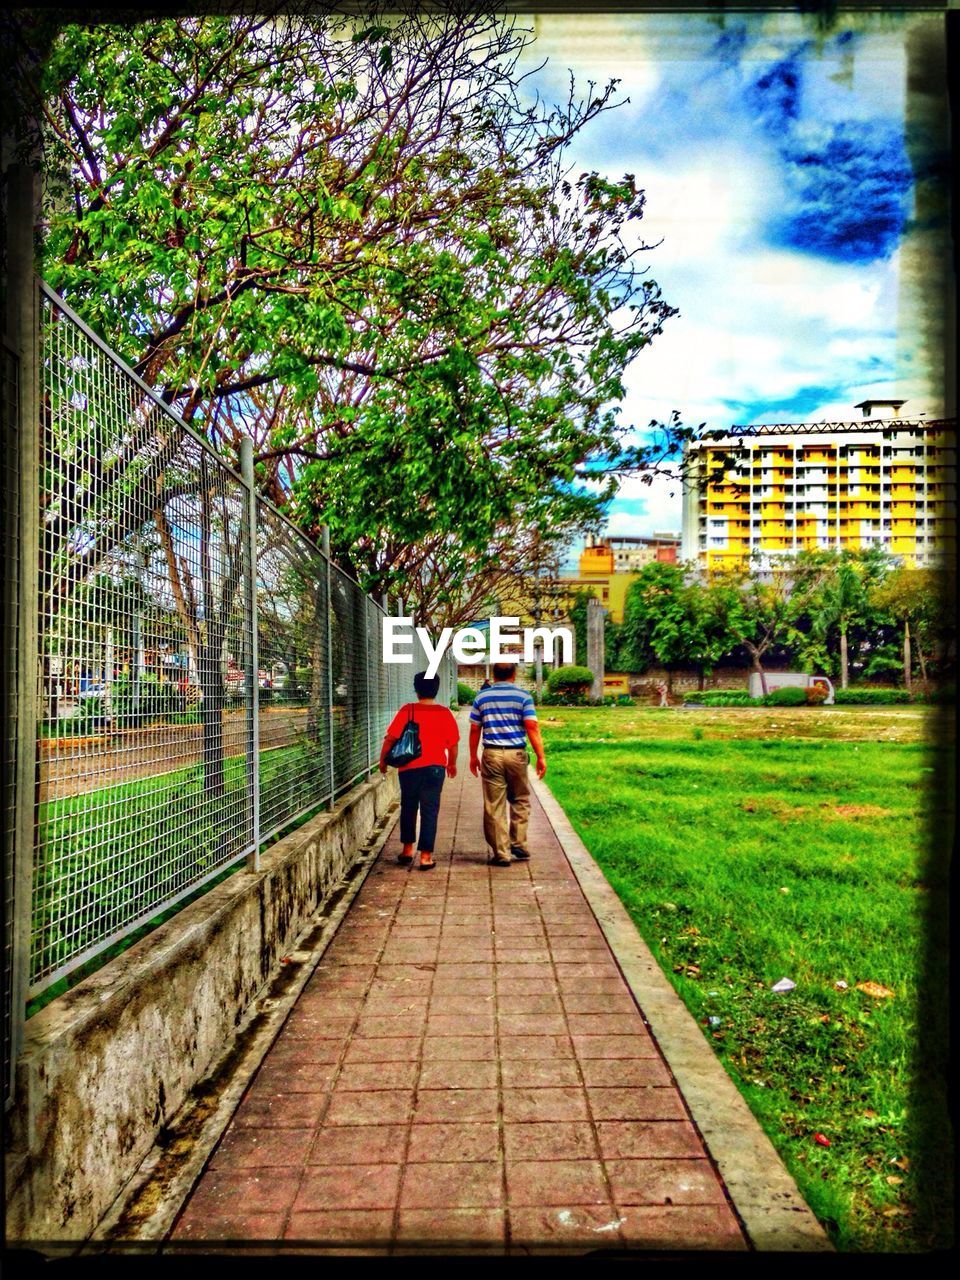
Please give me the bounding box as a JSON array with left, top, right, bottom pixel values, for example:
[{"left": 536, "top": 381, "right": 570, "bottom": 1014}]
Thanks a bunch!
[
  {"left": 686, "top": 685, "right": 954, "bottom": 707},
  {"left": 690, "top": 690, "right": 756, "bottom": 707},
  {"left": 834, "top": 688, "right": 911, "bottom": 705},
  {"left": 458, "top": 683, "right": 954, "bottom": 710}
]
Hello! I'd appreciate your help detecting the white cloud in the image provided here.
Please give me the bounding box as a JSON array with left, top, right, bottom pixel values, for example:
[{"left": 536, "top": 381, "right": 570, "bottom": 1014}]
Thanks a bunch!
[
  {"left": 523, "top": 14, "right": 660, "bottom": 110},
  {"left": 606, "top": 473, "right": 684, "bottom": 539}
]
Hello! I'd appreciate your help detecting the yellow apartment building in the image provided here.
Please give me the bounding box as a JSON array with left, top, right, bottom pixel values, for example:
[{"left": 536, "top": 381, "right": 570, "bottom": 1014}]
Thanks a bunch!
[{"left": 680, "top": 403, "right": 956, "bottom": 571}]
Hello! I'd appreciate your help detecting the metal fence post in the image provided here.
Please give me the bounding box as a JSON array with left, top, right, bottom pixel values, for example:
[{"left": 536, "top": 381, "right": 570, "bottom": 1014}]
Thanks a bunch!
[
  {"left": 363, "top": 597, "right": 372, "bottom": 774},
  {"left": 240, "top": 438, "right": 260, "bottom": 871},
  {"left": 6, "top": 165, "right": 40, "bottom": 1103},
  {"left": 322, "top": 526, "right": 335, "bottom": 809}
]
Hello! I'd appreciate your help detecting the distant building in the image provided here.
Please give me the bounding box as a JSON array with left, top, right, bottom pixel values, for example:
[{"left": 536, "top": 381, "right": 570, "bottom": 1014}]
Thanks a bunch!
[
  {"left": 597, "top": 534, "right": 680, "bottom": 572},
  {"left": 680, "top": 405, "right": 956, "bottom": 570},
  {"left": 484, "top": 532, "right": 681, "bottom": 631},
  {"left": 561, "top": 534, "right": 679, "bottom": 621}
]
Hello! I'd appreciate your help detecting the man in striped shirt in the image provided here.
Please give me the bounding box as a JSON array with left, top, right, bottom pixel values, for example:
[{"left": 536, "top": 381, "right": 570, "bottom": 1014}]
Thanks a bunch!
[{"left": 468, "top": 663, "right": 547, "bottom": 866}]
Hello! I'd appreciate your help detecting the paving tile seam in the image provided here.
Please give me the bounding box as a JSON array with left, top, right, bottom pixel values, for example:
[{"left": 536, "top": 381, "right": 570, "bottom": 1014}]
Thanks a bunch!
[
  {"left": 386, "top": 762, "right": 464, "bottom": 1254},
  {"left": 275, "top": 945, "right": 378, "bottom": 1234},
  {"left": 525, "top": 865, "right": 625, "bottom": 1247}
]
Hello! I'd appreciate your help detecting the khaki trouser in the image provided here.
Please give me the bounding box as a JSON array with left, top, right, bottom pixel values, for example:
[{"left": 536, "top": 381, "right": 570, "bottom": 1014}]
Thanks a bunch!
[{"left": 481, "top": 747, "right": 530, "bottom": 860}]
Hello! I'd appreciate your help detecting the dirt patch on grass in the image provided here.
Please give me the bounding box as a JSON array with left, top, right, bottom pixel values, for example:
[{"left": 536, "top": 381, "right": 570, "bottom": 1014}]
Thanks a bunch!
[
  {"left": 740, "top": 797, "right": 813, "bottom": 820},
  {"left": 739, "top": 798, "right": 894, "bottom": 822},
  {"left": 830, "top": 803, "right": 894, "bottom": 820}
]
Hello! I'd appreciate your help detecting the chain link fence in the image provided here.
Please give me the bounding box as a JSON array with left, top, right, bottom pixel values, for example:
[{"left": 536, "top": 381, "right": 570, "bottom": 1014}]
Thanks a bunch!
[
  {"left": 3, "top": 337, "right": 21, "bottom": 1112},
  {"left": 24, "top": 283, "right": 451, "bottom": 1004}
]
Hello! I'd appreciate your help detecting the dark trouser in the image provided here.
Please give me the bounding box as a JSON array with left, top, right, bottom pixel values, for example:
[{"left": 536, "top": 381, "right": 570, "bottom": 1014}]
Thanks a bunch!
[{"left": 398, "top": 764, "right": 446, "bottom": 851}]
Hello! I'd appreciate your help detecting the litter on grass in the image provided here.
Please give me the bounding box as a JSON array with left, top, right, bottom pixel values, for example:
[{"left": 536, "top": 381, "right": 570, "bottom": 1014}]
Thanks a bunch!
[
  {"left": 814, "top": 1133, "right": 831, "bottom": 1148},
  {"left": 834, "top": 980, "right": 849, "bottom": 990},
  {"left": 771, "top": 977, "right": 796, "bottom": 992},
  {"left": 856, "top": 981, "right": 895, "bottom": 999}
]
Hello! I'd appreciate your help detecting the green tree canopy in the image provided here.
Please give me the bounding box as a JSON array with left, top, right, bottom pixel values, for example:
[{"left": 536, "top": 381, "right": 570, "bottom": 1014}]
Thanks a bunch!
[
  {"left": 869, "top": 566, "right": 948, "bottom": 686},
  {"left": 789, "top": 547, "right": 893, "bottom": 688},
  {"left": 619, "top": 562, "right": 701, "bottom": 677},
  {"left": 31, "top": 6, "right": 681, "bottom": 619}
]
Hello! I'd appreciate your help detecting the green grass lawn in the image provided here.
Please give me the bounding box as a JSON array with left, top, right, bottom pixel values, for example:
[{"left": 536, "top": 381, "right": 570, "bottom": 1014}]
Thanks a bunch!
[{"left": 539, "top": 704, "right": 953, "bottom": 1253}]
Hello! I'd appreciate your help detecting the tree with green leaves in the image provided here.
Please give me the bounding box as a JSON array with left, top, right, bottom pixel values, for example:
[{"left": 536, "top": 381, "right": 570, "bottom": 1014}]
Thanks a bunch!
[
  {"left": 29, "top": 5, "right": 680, "bottom": 620},
  {"left": 683, "top": 574, "right": 742, "bottom": 690},
  {"left": 790, "top": 548, "right": 892, "bottom": 689},
  {"left": 869, "top": 566, "right": 944, "bottom": 690},
  {"left": 618, "top": 562, "right": 700, "bottom": 687},
  {"left": 707, "top": 558, "right": 806, "bottom": 696}
]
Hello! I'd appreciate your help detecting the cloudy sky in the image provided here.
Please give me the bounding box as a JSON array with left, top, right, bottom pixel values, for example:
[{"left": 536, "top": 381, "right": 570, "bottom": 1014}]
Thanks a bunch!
[{"left": 515, "top": 9, "right": 949, "bottom": 548}]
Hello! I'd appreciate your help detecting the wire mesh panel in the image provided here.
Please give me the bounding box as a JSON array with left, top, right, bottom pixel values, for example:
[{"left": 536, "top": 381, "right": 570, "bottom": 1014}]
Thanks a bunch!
[
  {"left": 26, "top": 284, "right": 453, "bottom": 1007},
  {"left": 329, "top": 564, "right": 372, "bottom": 792},
  {"left": 255, "top": 506, "right": 332, "bottom": 841},
  {"left": 3, "top": 338, "right": 21, "bottom": 1109},
  {"left": 33, "top": 292, "right": 253, "bottom": 995}
]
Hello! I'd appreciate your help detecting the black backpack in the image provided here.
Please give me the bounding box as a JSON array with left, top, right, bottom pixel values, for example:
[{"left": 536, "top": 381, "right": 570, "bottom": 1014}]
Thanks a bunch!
[{"left": 385, "top": 704, "right": 423, "bottom": 767}]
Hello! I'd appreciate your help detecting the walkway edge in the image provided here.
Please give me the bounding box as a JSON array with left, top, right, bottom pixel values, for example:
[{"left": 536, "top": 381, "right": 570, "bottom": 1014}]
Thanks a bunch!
[
  {"left": 81, "top": 801, "right": 400, "bottom": 1250},
  {"left": 530, "top": 773, "right": 833, "bottom": 1254}
]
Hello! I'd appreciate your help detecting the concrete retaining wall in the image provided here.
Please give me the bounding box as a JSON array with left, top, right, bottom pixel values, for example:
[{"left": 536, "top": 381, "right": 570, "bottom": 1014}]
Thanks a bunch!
[{"left": 4, "top": 769, "right": 398, "bottom": 1243}]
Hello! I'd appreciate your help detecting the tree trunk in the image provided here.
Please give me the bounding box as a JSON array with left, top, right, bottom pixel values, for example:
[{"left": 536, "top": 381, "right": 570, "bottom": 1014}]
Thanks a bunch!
[
  {"left": 330, "top": 574, "right": 360, "bottom": 765},
  {"left": 903, "top": 618, "right": 912, "bottom": 692},
  {"left": 839, "top": 626, "right": 848, "bottom": 690},
  {"left": 200, "top": 624, "right": 226, "bottom": 803},
  {"left": 698, "top": 666, "right": 706, "bottom": 692},
  {"left": 916, "top": 634, "right": 927, "bottom": 685},
  {"left": 751, "top": 652, "right": 768, "bottom": 697},
  {"left": 306, "top": 588, "right": 326, "bottom": 744}
]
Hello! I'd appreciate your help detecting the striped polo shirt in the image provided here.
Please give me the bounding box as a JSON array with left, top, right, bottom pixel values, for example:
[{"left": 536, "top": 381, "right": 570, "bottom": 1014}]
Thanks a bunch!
[{"left": 469, "top": 682, "right": 537, "bottom": 748}]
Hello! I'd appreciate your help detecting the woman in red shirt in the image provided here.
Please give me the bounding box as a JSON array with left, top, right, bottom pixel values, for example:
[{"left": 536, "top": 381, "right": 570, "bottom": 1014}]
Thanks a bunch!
[{"left": 379, "top": 671, "right": 459, "bottom": 870}]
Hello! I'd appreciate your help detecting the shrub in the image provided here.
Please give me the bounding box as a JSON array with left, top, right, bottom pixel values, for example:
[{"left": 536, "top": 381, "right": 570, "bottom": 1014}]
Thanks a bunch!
[
  {"left": 540, "top": 691, "right": 587, "bottom": 707},
  {"left": 457, "top": 681, "right": 477, "bottom": 705},
  {"left": 691, "top": 690, "right": 757, "bottom": 707},
  {"left": 546, "top": 664, "right": 594, "bottom": 695},
  {"left": 75, "top": 696, "right": 110, "bottom": 731},
  {"left": 762, "top": 686, "right": 808, "bottom": 707},
  {"left": 916, "top": 686, "right": 957, "bottom": 706},
  {"left": 835, "top": 687, "right": 911, "bottom": 705},
  {"left": 112, "top": 673, "right": 183, "bottom": 724},
  {"left": 616, "top": 693, "right": 633, "bottom": 706},
  {"left": 805, "top": 683, "right": 828, "bottom": 706}
]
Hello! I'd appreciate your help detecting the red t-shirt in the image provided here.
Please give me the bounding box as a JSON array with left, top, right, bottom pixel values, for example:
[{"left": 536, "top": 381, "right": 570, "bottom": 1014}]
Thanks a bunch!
[{"left": 386, "top": 703, "right": 460, "bottom": 772}]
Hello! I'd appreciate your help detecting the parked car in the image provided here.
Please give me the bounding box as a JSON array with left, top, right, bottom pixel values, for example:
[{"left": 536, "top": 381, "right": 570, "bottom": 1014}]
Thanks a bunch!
[{"left": 77, "top": 680, "right": 109, "bottom": 700}]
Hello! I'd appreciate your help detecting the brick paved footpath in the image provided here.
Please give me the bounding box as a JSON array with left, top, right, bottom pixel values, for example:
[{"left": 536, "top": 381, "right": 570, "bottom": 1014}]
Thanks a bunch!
[{"left": 170, "top": 759, "right": 748, "bottom": 1254}]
